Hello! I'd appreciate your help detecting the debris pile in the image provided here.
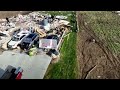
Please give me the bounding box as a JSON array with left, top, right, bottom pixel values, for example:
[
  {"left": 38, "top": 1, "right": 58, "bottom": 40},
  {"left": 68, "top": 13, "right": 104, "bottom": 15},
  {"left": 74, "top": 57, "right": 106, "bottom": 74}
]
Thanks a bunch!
[{"left": 0, "top": 11, "right": 71, "bottom": 62}]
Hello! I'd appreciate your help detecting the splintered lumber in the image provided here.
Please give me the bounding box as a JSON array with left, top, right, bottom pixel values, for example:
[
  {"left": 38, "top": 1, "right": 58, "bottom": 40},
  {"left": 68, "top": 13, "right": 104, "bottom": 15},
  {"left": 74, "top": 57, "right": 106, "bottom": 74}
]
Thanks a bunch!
[{"left": 34, "top": 26, "right": 46, "bottom": 37}]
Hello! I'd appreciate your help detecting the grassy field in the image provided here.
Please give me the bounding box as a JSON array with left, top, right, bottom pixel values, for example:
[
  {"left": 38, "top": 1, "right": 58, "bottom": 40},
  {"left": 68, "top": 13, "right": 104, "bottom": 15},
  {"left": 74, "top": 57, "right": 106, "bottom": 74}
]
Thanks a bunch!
[
  {"left": 80, "top": 11, "right": 120, "bottom": 57},
  {"left": 44, "top": 11, "right": 79, "bottom": 79}
]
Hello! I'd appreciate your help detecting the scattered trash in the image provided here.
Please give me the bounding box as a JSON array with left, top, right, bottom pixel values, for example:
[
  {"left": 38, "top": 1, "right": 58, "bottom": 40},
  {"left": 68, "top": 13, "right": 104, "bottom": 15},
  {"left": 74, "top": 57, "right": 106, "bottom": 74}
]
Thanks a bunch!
[
  {"left": 59, "top": 20, "right": 70, "bottom": 26},
  {"left": 92, "top": 39, "right": 96, "bottom": 43},
  {"left": 55, "top": 15, "right": 67, "bottom": 20},
  {"left": 0, "top": 33, "right": 7, "bottom": 37},
  {"left": 6, "top": 17, "right": 10, "bottom": 23},
  {"left": 97, "top": 76, "right": 101, "bottom": 78},
  {"left": 0, "top": 11, "right": 70, "bottom": 62}
]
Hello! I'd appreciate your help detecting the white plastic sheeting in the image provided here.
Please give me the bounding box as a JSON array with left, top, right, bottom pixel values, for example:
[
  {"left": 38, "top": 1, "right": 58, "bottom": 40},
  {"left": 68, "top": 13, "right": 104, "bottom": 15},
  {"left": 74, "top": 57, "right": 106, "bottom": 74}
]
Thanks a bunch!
[
  {"left": 39, "top": 39, "right": 57, "bottom": 49},
  {"left": 55, "top": 15, "right": 67, "bottom": 19}
]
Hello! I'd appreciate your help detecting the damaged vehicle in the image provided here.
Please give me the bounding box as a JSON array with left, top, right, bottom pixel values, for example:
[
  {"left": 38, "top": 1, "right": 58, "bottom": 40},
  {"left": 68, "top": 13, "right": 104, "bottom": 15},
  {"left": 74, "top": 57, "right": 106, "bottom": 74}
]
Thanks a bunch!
[
  {"left": 20, "top": 33, "right": 39, "bottom": 50},
  {"left": 7, "top": 30, "right": 31, "bottom": 49}
]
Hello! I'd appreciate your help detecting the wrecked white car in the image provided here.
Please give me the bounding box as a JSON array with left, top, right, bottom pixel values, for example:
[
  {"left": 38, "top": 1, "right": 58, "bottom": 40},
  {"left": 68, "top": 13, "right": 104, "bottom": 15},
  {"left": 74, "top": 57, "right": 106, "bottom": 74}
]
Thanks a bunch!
[{"left": 7, "top": 30, "right": 31, "bottom": 49}]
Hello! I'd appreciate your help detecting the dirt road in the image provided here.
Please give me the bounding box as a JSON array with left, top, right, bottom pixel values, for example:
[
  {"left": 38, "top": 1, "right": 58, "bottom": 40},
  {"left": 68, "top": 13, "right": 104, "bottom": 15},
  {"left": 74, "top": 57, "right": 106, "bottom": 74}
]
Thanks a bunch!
[{"left": 76, "top": 12, "right": 120, "bottom": 79}]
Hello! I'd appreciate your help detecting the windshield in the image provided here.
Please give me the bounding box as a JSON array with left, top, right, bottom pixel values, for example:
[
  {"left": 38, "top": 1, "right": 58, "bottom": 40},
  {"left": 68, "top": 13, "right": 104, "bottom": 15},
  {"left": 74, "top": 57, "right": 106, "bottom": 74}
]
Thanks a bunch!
[{"left": 11, "top": 36, "right": 20, "bottom": 41}]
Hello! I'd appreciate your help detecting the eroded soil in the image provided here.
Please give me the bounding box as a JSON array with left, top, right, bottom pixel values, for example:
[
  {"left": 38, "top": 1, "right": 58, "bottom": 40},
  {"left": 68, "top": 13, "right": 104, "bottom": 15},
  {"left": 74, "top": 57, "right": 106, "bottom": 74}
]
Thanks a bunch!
[{"left": 76, "top": 12, "right": 120, "bottom": 79}]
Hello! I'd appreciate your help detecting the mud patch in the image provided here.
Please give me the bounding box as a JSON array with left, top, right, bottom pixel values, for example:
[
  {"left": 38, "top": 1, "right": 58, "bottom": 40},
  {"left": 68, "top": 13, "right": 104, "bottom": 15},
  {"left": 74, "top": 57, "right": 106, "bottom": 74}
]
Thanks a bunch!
[{"left": 77, "top": 12, "right": 120, "bottom": 79}]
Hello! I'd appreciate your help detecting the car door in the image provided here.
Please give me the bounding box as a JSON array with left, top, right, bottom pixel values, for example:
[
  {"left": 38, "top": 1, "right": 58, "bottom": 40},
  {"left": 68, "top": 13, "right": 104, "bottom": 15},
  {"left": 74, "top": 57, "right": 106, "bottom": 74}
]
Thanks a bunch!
[{"left": 19, "top": 35, "right": 26, "bottom": 45}]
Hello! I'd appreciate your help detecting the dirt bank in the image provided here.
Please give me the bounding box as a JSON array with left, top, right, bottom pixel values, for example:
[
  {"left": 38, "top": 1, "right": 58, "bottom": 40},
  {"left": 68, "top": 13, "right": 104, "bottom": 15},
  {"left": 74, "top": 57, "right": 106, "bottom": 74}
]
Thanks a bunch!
[
  {"left": 0, "top": 11, "right": 32, "bottom": 19},
  {"left": 76, "top": 12, "right": 120, "bottom": 79}
]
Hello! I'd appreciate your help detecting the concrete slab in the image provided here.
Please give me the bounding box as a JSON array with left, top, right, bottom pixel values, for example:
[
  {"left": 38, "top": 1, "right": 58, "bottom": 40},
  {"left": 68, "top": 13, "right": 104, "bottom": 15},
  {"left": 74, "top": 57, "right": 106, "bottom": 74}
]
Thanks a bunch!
[{"left": 0, "top": 51, "right": 52, "bottom": 79}]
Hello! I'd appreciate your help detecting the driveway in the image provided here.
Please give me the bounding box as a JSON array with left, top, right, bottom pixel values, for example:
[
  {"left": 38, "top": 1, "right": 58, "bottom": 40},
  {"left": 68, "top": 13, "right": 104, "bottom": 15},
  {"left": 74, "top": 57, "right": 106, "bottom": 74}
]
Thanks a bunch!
[{"left": 0, "top": 51, "right": 52, "bottom": 79}]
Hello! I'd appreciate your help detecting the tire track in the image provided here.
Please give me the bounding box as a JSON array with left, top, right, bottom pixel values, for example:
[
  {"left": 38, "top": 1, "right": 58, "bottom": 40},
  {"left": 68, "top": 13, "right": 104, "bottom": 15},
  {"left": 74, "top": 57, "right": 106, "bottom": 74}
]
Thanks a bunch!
[{"left": 76, "top": 12, "right": 120, "bottom": 79}]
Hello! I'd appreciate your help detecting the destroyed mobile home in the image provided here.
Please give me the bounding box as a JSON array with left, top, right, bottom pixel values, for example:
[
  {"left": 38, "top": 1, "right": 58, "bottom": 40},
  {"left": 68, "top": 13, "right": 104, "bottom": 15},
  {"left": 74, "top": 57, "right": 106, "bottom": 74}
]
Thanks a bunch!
[{"left": 0, "top": 12, "right": 71, "bottom": 62}]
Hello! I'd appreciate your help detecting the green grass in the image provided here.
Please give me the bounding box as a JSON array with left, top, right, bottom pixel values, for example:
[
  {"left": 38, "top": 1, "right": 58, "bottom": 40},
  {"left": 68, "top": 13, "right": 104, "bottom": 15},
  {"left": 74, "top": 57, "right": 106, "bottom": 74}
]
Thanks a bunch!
[
  {"left": 80, "top": 11, "right": 120, "bottom": 56},
  {"left": 44, "top": 11, "right": 78, "bottom": 79}
]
